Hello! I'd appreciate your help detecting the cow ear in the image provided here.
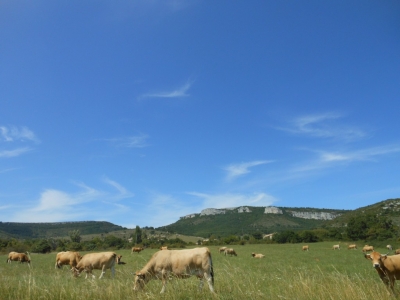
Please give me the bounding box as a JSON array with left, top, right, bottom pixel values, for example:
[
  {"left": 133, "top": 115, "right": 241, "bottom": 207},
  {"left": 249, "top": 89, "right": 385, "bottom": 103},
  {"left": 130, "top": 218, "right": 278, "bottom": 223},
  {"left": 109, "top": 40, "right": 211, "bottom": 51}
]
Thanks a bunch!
[
  {"left": 364, "top": 254, "right": 371, "bottom": 260},
  {"left": 381, "top": 254, "right": 388, "bottom": 261}
]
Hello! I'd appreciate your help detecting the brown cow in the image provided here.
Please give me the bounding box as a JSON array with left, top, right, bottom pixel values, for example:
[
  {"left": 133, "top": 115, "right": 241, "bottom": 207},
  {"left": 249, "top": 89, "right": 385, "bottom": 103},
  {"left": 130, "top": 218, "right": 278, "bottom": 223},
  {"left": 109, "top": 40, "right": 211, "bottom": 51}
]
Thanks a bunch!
[
  {"left": 55, "top": 251, "right": 82, "bottom": 269},
  {"left": 362, "top": 245, "right": 374, "bottom": 252},
  {"left": 7, "top": 252, "right": 30, "bottom": 265},
  {"left": 333, "top": 244, "right": 340, "bottom": 250},
  {"left": 251, "top": 253, "right": 265, "bottom": 258},
  {"left": 132, "top": 247, "right": 144, "bottom": 254},
  {"left": 302, "top": 245, "right": 309, "bottom": 251},
  {"left": 224, "top": 248, "right": 237, "bottom": 256},
  {"left": 395, "top": 249, "right": 400, "bottom": 255},
  {"left": 160, "top": 246, "right": 168, "bottom": 250},
  {"left": 348, "top": 244, "right": 357, "bottom": 250},
  {"left": 133, "top": 247, "right": 214, "bottom": 294},
  {"left": 218, "top": 247, "right": 227, "bottom": 254},
  {"left": 73, "top": 252, "right": 117, "bottom": 279},
  {"left": 365, "top": 251, "right": 400, "bottom": 294}
]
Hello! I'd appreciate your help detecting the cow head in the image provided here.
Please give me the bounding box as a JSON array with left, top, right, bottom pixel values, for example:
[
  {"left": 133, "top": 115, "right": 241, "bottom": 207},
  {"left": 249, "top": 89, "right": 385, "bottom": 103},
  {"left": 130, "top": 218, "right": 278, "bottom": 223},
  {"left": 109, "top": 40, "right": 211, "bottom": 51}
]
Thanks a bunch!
[
  {"left": 72, "top": 267, "right": 82, "bottom": 277},
  {"left": 251, "top": 253, "right": 255, "bottom": 257},
  {"left": 364, "top": 251, "right": 388, "bottom": 268},
  {"left": 133, "top": 272, "right": 148, "bottom": 291}
]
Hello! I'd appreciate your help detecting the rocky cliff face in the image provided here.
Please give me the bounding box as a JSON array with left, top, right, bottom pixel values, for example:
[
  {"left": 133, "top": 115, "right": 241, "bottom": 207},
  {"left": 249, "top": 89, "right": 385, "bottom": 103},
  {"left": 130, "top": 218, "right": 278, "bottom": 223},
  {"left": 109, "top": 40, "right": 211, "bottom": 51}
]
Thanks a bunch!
[
  {"left": 181, "top": 206, "right": 341, "bottom": 220},
  {"left": 288, "top": 211, "right": 339, "bottom": 220}
]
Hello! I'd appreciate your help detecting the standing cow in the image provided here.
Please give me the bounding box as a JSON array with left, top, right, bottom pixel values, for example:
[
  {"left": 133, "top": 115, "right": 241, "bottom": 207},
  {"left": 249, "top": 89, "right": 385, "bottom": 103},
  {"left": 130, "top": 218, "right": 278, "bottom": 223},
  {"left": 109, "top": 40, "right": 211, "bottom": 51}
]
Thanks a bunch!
[
  {"left": 333, "top": 244, "right": 340, "bottom": 250},
  {"left": 365, "top": 251, "right": 400, "bottom": 295},
  {"left": 302, "top": 245, "right": 309, "bottom": 251},
  {"left": 348, "top": 244, "right": 357, "bottom": 250},
  {"left": 134, "top": 247, "right": 214, "bottom": 294},
  {"left": 132, "top": 247, "right": 144, "bottom": 254},
  {"left": 55, "top": 251, "right": 82, "bottom": 269},
  {"left": 363, "top": 245, "right": 374, "bottom": 252},
  {"left": 219, "top": 247, "right": 227, "bottom": 254},
  {"left": 73, "top": 252, "right": 117, "bottom": 279},
  {"left": 224, "top": 248, "right": 237, "bottom": 256},
  {"left": 7, "top": 252, "right": 31, "bottom": 265}
]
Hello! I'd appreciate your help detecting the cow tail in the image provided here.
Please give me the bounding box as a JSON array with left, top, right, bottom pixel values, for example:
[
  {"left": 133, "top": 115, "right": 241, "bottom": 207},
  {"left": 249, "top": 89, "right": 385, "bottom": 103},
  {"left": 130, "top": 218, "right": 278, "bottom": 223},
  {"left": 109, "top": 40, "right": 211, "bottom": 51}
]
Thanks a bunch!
[{"left": 209, "top": 253, "right": 214, "bottom": 285}]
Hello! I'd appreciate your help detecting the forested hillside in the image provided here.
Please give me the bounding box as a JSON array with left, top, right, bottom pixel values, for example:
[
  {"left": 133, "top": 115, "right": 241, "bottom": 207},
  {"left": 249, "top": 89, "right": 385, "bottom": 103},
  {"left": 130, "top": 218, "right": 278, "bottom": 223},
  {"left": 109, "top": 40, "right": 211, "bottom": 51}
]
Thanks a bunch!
[
  {"left": 157, "top": 206, "right": 349, "bottom": 238},
  {"left": 0, "top": 221, "right": 124, "bottom": 239}
]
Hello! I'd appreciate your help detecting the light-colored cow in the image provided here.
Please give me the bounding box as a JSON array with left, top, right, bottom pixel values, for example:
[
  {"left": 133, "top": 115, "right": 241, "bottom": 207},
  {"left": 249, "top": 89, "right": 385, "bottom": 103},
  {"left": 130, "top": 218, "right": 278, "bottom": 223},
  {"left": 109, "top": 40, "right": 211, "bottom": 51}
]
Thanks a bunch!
[
  {"left": 302, "top": 245, "right": 309, "bottom": 251},
  {"left": 133, "top": 247, "right": 214, "bottom": 294},
  {"left": 7, "top": 252, "right": 30, "bottom": 265},
  {"left": 365, "top": 251, "right": 400, "bottom": 295},
  {"left": 362, "top": 245, "right": 374, "bottom": 252},
  {"left": 348, "top": 244, "right": 357, "bottom": 250},
  {"left": 160, "top": 246, "right": 168, "bottom": 250},
  {"left": 224, "top": 248, "right": 237, "bottom": 256},
  {"left": 251, "top": 253, "right": 265, "bottom": 258},
  {"left": 218, "top": 247, "right": 227, "bottom": 254},
  {"left": 132, "top": 247, "right": 144, "bottom": 254},
  {"left": 387, "top": 245, "right": 393, "bottom": 251},
  {"left": 55, "top": 251, "right": 82, "bottom": 269},
  {"left": 333, "top": 244, "right": 340, "bottom": 250},
  {"left": 73, "top": 252, "right": 117, "bottom": 279}
]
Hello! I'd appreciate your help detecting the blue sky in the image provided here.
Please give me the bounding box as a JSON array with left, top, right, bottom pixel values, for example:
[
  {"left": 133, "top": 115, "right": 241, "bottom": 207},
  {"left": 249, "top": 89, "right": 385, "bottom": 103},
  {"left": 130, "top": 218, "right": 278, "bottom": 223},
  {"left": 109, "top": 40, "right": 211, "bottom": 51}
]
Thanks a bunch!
[{"left": 1, "top": 1, "right": 399, "bottom": 228}]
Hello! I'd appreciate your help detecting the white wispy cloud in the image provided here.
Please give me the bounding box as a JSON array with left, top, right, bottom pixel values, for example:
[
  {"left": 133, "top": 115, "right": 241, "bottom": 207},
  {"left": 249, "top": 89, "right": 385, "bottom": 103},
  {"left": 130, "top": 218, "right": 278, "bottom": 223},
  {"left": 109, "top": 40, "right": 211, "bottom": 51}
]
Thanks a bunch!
[
  {"left": 0, "top": 125, "right": 39, "bottom": 143},
  {"left": 103, "top": 177, "right": 134, "bottom": 199},
  {"left": 105, "top": 134, "right": 149, "bottom": 148},
  {"left": 224, "top": 160, "right": 273, "bottom": 181},
  {"left": 0, "top": 147, "right": 32, "bottom": 158},
  {"left": 277, "top": 113, "right": 365, "bottom": 141},
  {"left": 141, "top": 80, "right": 193, "bottom": 99}
]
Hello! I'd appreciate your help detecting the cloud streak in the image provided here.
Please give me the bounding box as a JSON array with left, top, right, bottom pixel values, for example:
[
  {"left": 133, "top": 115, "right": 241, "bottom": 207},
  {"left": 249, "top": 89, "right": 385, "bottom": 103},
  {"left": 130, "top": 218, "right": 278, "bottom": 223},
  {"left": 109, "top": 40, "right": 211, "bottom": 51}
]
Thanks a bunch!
[
  {"left": 0, "top": 147, "right": 32, "bottom": 158},
  {"left": 105, "top": 134, "right": 149, "bottom": 148},
  {"left": 0, "top": 126, "right": 39, "bottom": 143},
  {"left": 141, "top": 80, "right": 193, "bottom": 99},
  {"left": 224, "top": 160, "right": 272, "bottom": 181},
  {"left": 277, "top": 113, "right": 366, "bottom": 141}
]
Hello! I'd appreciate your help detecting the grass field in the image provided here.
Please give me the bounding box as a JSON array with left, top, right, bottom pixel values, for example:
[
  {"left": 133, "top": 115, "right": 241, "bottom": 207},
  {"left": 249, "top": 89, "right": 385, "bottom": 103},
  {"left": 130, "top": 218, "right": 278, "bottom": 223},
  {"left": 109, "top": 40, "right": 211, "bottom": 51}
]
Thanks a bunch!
[{"left": 0, "top": 242, "right": 396, "bottom": 299}]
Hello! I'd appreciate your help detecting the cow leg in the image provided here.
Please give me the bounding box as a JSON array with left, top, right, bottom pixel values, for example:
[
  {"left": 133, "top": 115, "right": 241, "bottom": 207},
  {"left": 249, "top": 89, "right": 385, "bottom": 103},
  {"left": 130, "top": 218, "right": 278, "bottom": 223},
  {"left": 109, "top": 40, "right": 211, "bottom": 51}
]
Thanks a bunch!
[
  {"left": 204, "top": 272, "right": 215, "bottom": 293},
  {"left": 160, "top": 273, "right": 167, "bottom": 293},
  {"left": 111, "top": 265, "right": 115, "bottom": 278},
  {"left": 99, "top": 265, "right": 106, "bottom": 279}
]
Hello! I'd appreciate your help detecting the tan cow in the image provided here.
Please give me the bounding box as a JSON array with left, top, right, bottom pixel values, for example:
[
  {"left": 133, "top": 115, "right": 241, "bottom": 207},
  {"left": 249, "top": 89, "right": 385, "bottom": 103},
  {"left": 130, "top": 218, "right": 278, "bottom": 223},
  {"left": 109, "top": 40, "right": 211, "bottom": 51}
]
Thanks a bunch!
[
  {"left": 348, "top": 244, "right": 357, "bottom": 250},
  {"left": 55, "top": 251, "right": 82, "bottom": 269},
  {"left": 333, "top": 244, "right": 340, "bottom": 250},
  {"left": 73, "top": 252, "right": 117, "bottom": 279},
  {"left": 362, "top": 245, "right": 374, "bottom": 252},
  {"left": 132, "top": 247, "right": 144, "bottom": 254},
  {"left": 365, "top": 251, "right": 400, "bottom": 295},
  {"left": 395, "top": 249, "right": 400, "bottom": 255},
  {"left": 218, "top": 247, "right": 227, "bottom": 254},
  {"left": 134, "top": 247, "right": 214, "bottom": 294},
  {"left": 7, "top": 252, "right": 30, "bottom": 265},
  {"left": 160, "top": 246, "right": 168, "bottom": 250},
  {"left": 224, "top": 248, "right": 237, "bottom": 256},
  {"left": 251, "top": 253, "right": 265, "bottom": 258},
  {"left": 302, "top": 245, "right": 309, "bottom": 251}
]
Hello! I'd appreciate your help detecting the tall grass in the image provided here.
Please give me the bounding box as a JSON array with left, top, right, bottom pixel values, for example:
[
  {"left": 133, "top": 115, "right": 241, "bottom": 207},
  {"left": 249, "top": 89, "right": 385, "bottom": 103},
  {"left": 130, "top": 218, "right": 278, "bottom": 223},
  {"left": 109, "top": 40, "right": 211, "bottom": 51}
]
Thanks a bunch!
[{"left": 0, "top": 242, "right": 395, "bottom": 299}]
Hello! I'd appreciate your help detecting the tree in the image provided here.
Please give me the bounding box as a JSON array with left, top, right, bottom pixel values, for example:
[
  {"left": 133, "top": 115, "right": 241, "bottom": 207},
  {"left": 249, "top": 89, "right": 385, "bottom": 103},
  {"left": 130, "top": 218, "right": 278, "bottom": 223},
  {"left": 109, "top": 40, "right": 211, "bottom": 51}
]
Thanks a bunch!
[
  {"left": 133, "top": 226, "right": 142, "bottom": 244},
  {"left": 69, "top": 230, "right": 81, "bottom": 243},
  {"left": 346, "top": 213, "right": 397, "bottom": 241}
]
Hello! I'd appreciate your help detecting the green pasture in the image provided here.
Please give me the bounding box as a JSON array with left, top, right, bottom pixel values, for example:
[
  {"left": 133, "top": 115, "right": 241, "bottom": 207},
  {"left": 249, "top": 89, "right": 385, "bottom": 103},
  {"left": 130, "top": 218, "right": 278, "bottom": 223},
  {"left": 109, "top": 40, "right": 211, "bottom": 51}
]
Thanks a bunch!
[{"left": 0, "top": 242, "right": 396, "bottom": 299}]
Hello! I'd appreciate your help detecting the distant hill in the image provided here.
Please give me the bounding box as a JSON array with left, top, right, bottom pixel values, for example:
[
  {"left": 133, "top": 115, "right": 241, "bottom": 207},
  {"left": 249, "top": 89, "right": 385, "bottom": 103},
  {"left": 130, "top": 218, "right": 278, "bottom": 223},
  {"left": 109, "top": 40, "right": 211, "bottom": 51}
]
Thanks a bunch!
[
  {"left": 0, "top": 221, "right": 125, "bottom": 239},
  {"left": 325, "top": 198, "right": 400, "bottom": 228},
  {"left": 156, "top": 206, "right": 350, "bottom": 238}
]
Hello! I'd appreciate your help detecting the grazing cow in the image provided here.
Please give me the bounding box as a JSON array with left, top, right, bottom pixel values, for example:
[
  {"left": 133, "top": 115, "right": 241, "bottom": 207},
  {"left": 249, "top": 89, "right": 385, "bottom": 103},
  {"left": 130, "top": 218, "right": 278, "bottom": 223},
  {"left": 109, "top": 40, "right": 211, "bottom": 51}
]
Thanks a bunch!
[
  {"left": 348, "top": 244, "right": 357, "bottom": 250},
  {"left": 333, "top": 244, "right": 340, "bottom": 250},
  {"left": 251, "top": 253, "right": 265, "bottom": 258},
  {"left": 224, "top": 248, "right": 237, "bottom": 256},
  {"left": 132, "top": 247, "right": 144, "bottom": 254},
  {"left": 116, "top": 254, "right": 124, "bottom": 264},
  {"left": 365, "top": 251, "right": 400, "bottom": 295},
  {"left": 7, "top": 252, "right": 30, "bottom": 265},
  {"left": 395, "top": 249, "right": 400, "bottom": 255},
  {"left": 218, "top": 247, "right": 227, "bottom": 254},
  {"left": 73, "top": 252, "right": 117, "bottom": 279},
  {"left": 160, "top": 246, "right": 168, "bottom": 250},
  {"left": 55, "top": 251, "right": 82, "bottom": 269},
  {"left": 362, "top": 245, "right": 374, "bottom": 252},
  {"left": 133, "top": 247, "right": 214, "bottom": 294},
  {"left": 302, "top": 245, "right": 309, "bottom": 251},
  {"left": 387, "top": 245, "right": 393, "bottom": 251}
]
